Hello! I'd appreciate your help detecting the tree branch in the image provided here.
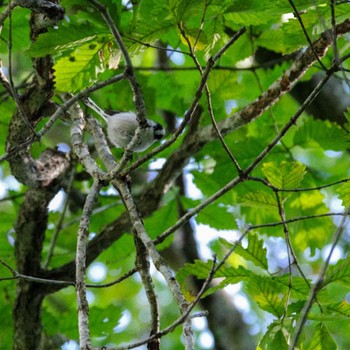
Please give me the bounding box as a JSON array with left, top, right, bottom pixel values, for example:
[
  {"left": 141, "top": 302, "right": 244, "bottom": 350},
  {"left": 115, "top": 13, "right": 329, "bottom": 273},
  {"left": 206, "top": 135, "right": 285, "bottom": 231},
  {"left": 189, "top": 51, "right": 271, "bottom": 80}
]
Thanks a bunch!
[
  {"left": 289, "top": 206, "right": 350, "bottom": 349},
  {"left": 75, "top": 180, "right": 101, "bottom": 350}
]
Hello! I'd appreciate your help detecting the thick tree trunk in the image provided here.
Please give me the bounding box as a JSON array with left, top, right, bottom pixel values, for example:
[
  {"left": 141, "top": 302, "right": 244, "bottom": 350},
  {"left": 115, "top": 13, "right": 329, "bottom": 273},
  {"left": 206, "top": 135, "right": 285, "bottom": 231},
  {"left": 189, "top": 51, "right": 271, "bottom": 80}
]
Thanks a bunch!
[{"left": 7, "top": 2, "right": 65, "bottom": 349}]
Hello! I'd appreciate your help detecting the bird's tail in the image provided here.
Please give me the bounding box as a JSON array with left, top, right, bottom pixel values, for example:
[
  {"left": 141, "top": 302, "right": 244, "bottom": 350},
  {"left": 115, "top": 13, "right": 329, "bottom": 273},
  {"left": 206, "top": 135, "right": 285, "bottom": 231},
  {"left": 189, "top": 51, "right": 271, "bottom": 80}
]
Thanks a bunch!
[{"left": 83, "top": 97, "right": 108, "bottom": 122}]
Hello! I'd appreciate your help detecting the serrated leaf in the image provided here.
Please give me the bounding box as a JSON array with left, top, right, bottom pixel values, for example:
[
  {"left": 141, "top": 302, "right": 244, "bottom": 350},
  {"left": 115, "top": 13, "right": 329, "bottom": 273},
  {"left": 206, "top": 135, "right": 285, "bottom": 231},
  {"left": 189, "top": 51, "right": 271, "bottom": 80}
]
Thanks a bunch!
[
  {"left": 241, "top": 191, "right": 277, "bottom": 210},
  {"left": 324, "top": 256, "right": 350, "bottom": 287},
  {"left": 177, "top": 260, "right": 252, "bottom": 298},
  {"left": 177, "top": 259, "right": 214, "bottom": 283},
  {"left": 225, "top": 0, "right": 328, "bottom": 26},
  {"left": 324, "top": 301, "right": 350, "bottom": 319},
  {"left": 234, "top": 234, "right": 268, "bottom": 270},
  {"left": 262, "top": 161, "right": 306, "bottom": 189},
  {"left": 292, "top": 214, "right": 335, "bottom": 256},
  {"left": 216, "top": 264, "right": 252, "bottom": 280},
  {"left": 53, "top": 41, "right": 107, "bottom": 92},
  {"left": 290, "top": 191, "right": 325, "bottom": 210},
  {"left": 337, "top": 181, "right": 350, "bottom": 207},
  {"left": 132, "top": 0, "right": 176, "bottom": 42},
  {"left": 308, "top": 323, "right": 337, "bottom": 350},
  {"left": 203, "top": 265, "right": 252, "bottom": 297},
  {"left": 90, "top": 305, "right": 123, "bottom": 339},
  {"left": 196, "top": 203, "right": 237, "bottom": 230},
  {"left": 274, "top": 275, "right": 311, "bottom": 300},
  {"left": 270, "top": 329, "right": 288, "bottom": 350},
  {"left": 294, "top": 118, "right": 348, "bottom": 152},
  {"left": 28, "top": 24, "right": 109, "bottom": 57},
  {"left": 178, "top": 259, "right": 251, "bottom": 283},
  {"left": 247, "top": 275, "right": 288, "bottom": 317},
  {"left": 144, "top": 200, "right": 178, "bottom": 245}
]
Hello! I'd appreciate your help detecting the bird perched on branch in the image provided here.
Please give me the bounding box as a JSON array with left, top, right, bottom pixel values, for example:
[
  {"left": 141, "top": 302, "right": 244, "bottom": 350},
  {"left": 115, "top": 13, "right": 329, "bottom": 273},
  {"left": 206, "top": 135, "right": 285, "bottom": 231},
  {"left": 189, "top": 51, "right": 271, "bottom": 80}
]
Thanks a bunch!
[{"left": 83, "top": 97, "right": 165, "bottom": 152}]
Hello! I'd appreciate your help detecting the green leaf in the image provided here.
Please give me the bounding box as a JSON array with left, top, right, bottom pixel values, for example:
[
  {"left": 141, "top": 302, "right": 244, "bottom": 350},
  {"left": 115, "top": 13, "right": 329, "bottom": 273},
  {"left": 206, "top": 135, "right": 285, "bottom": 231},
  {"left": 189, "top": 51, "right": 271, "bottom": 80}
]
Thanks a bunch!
[
  {"left": 204, "top": 265, "right": 252, "bottom": 297},
  {"left": 132, "top": 0, "right": 177, "bottom": 42},
  {"left": 224, "top": 0, "right": 328, "bottom": 26},
  {"left": 258, "top": 322, "right": 282, "bottom": 350},
  {"left": 177, "top": 260, "right": 252, "bottom": 298},
  {"left": 177, "top": 259, "right": 214, "bottom": 299},
  {"left": 337, "top": 181, "right": 350, "bottom": 207},
  {"left": 234, "top": 233, "right": 268, "bottom": 270},
  {"left": 90, "top": 306, "right": 123, "bottom": 341},
  {"left": 308, "top": 323, "right": 337, "bottom": 350},
  {"left": 287, "top": 190, "right": 332, "bottom": 255},
  {"left": 324, "top": 301, "right": 350, "bottom": 319},
  {"left": 270, "top": 329, "right": 288, "bottom": 350},
  {"left": 247, "top": 275, "right": 288, "bottom": 317},
  {"left": 274, "top": 275, "right": 311, "bottom": 300},
  {"left": 53, "top": 40, "right": 108, "bottom": 92},
  {"left": 0, "top": 8, "right": 31, "bottom": 53},
  {"left": 28, "top": 24, "right": 109, "bottom": 57},
  {"left": 216, "top": 264, "right": 252, "bottom": 280},
  {"left": 324, "top": 256, "right": 350, "bottom": 287},
  {"left": 241, "top": 191, "right": 277, "bottom": 210},
  {"left": 294, "top": 118, "right": 348, "bottom": 152},
  {"left": 262, "top": 161, "right": 306, "bottom": 189},
  {"left": 177, "top": 259, "right": 215, "bottom": 282},
  {"left": 0, "top": 302, "right": 14, "bottom": 349},
  {"left": 144, "top": 200, "right": 178, "bottom": 248},
  {"left": 196, "top": 203, "right": 237, "bottom": 230}
]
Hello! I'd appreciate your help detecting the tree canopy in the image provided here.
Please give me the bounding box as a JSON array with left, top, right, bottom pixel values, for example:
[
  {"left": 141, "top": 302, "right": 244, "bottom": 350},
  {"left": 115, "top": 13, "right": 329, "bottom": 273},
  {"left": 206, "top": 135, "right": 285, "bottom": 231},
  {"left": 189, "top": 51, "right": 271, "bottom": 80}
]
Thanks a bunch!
[{"left": 1, "top": 1, "right": 350, "bottom": 349}]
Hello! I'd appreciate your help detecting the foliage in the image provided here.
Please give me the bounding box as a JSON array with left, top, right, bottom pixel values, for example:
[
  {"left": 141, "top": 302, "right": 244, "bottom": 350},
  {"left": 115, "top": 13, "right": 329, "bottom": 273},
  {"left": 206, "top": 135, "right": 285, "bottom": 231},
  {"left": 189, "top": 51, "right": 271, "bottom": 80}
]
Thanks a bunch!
[{"left": 0, "top": 0, "right": 350, "bottom": 349}]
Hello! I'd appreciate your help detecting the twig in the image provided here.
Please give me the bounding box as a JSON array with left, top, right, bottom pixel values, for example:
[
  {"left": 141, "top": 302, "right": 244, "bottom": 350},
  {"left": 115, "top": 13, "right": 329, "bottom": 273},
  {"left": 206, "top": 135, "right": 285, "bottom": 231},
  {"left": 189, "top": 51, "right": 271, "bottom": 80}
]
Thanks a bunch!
[
  {"left": 69, "top": 98, "right": 107, "bottom": 350},
  {"left": 69, "top": 98, "right": 106, "bottom": 179},
  {"left": 288, "top": 0, "right": 328, "bottom": 71},
  {"left": 105, "top": 259, "right": 216, "bottom": 350},
  {"left": 202, "top": 19, "right": 350, "bottom": 143},
  {"left": 87, "top": 0, "right": 148, "bottom": 127},
  {"left": 192, "top": 1, "right": 208, "bottom": 51},
  {"left": 247, "top": 212, "right": 346, "bottom": 231},
  {"left": 1, "top": 211, "right": 345, "bottom": 286},
  {"left": 75, "top": 180, "right": 101, "bottom": 350},
  {"left": 179, "top": 24, "right": 243, "bottom": 173},
  {"left": 134, "top": 236, "right": 160, "bottom": 350},
  {"left": 119, "top": 27, "right": 247, "bottom": 177},
  {"left": 248, "top": 175, "right": 350, "bottom": 192},
  {"left": 0, "top": 0, "right": 17, "bottom": 29},
  {"left": 330, "top": 0, "right": 340, "bottom": 66},
  {"left": 0, "top": 257, "right": 137, "bottom": 288},
  {"left": 87, "top": 112, "right": 190, "bottom": 346},
  {"left": 289, "top": 206, "right": 350, "bottom": 349},
  {"left": 116, "top": 179, "right": 194, "bottom": 349},
  {"left": 154, "top": 71, "right": 334, "bottom": 245},
  {"left": 87, "top": 268, "right": 137, "bottom": 288},
  {"left": 44, "top": 167, "right": 76, "bottom": 269},
  {"left": 0, "top": 257, "right": 74, "bottom": 285},
  {"left": 0, "top": 72, "right": 125, "bottom": 163},
  {"left": 7, "top": 3, "right": 37, "bottom": 137},
  {"left": 329, "top": 0, "right": 350, "bottom": 88},
  {"left": 123, "top": 35, "right": 191, "bottom": 57}
]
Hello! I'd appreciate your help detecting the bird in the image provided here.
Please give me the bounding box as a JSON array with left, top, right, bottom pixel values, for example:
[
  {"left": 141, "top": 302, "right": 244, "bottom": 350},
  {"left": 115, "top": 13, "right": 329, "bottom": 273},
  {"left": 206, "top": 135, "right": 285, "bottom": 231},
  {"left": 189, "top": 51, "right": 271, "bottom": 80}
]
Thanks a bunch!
[{"left": 83, "top": 97, "right": 165, "bottom": 152}]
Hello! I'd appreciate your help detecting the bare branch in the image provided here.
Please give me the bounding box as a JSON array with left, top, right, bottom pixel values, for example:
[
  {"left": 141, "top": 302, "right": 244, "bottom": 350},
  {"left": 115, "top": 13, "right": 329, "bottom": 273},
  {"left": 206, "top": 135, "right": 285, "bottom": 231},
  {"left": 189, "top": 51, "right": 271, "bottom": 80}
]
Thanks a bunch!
[
  {"left": 120, "top": 27, "right": 247, "bottom": 176},
  {"left": 134, "top": 236, "right": 160, "bottom": 350},
  {"left": 179, "top": 24, "right": 242, "bottom": 173},
  {"left": 289, "top": 206, "right": 350, "bottom": 349},
  {"left": 203, "top": 19, "right": 350, "bottom": 142},
  {"left": 0, "top": 73, "right": 125, "bottom": 164},
  {"left": 288, "top": 0, "right": 328, "bottom": 70},
  {"left": 75, "top": 180, "right": 101, "bottom": 350},
  {"left": 155, "top": 71, "right": 333, "bottom": 245},
  {"left": 87, "top": 0, "right": 148, "bottom": 127},
  {"left": 44, "top": 167, "right": 76, "bottom": 269}
]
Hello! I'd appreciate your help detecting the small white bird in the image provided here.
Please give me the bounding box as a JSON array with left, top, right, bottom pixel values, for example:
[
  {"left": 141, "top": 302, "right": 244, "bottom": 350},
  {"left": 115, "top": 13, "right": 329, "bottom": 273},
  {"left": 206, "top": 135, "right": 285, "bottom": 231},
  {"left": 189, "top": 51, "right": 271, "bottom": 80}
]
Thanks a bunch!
[{"left": 83, "top": 97, "right": 165, "bottom": 152}]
